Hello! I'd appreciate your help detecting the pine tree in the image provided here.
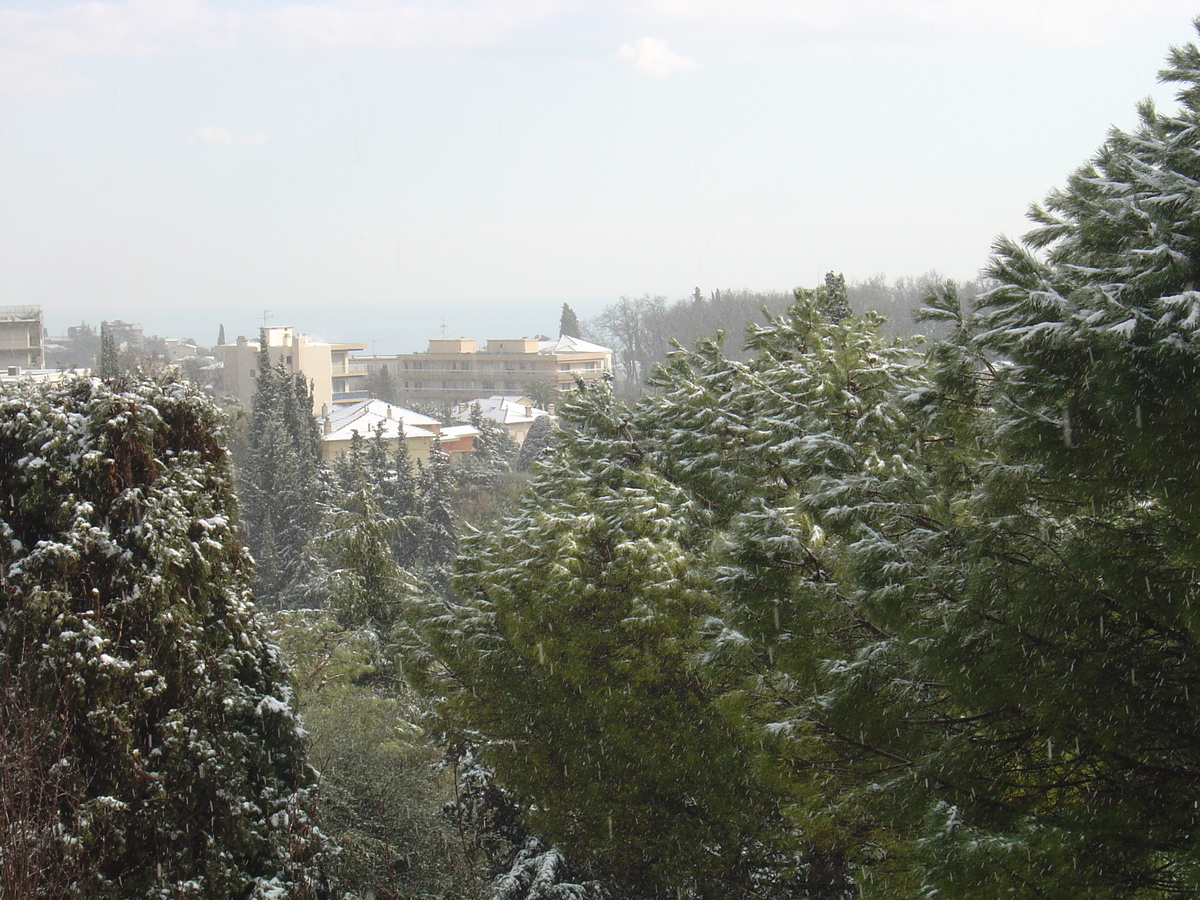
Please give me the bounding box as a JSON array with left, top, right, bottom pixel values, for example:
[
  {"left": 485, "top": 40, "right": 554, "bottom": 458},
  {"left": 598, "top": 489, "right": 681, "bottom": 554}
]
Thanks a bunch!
[
  {"left": 383, "top": 423, "right": 423, "bottom": 569},
  {"left": 820, "top": 271, "right": 851, "bottom": 323},
  {"left": 240, "top": 341, "right": 325, "bottom": 609},
  {"left": 409, "top": 306, "right": 924, "bottom": 897},
  {"left": 419, "top": 439, "right": 457, "bottom": 579},
  {"left": 0, "top": 374, "right": 329, "bottom": 898},
  {"left": 461, "top": 402, "right": 518, "bottom": 492},
  {"left": 815, "top": 25, "right": 1200, "bottom": 895}
]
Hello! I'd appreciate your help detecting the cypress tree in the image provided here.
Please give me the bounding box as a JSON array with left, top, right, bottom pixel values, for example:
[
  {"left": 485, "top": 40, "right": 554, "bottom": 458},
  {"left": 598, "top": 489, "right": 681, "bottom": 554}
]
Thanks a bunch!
[
  {"left": 560, "top": 303, "right": 581, "bottom": 338},
  {"left": 419, "top": 439, "right": 457, "bottom": 579},
  {"left": 0, "top": 374, "right": 329, "bottom": 898},
  {"left": 515, "top": 414, "right": 556, "bottom": 471},
  {"left": 98, "top": 323, "right": 120, "bottom": 379}
]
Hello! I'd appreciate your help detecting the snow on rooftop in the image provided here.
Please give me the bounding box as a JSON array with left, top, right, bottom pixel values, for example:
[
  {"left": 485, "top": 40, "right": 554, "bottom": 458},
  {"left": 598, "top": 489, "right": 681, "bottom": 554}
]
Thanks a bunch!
[
  {"left": 454, "top": 395, "right": 552, "bottom": 426},
  {"left": 319, "top": 398, "right": 441, "bottom": 442},
  {"left": 538, "top": 335, "right": 612, "bottom": 355}
]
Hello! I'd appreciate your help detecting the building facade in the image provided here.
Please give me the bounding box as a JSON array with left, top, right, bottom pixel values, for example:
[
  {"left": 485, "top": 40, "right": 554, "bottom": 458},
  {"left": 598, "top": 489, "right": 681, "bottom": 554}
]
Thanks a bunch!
[
  {"left": 218, "top": 326, "right": 367, "bottom": 412},
  {"left": 0, "top": 306, "right": 44, "bottom": 370},
  {"left": 354, "top": 335, "right": 613, "bottom": 407}
]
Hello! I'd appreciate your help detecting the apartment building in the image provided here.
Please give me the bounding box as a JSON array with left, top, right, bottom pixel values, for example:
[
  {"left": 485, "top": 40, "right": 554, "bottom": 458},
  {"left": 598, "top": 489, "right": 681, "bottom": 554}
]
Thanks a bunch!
[
  {"left": 0, "top": 306, "right": 44, "bottom": 370},
  {"left": 354, "top": 335, "right": 613, "bottom": 406},
  {"left": 218, "top": 326, "right": 367, "bottom": 412}
]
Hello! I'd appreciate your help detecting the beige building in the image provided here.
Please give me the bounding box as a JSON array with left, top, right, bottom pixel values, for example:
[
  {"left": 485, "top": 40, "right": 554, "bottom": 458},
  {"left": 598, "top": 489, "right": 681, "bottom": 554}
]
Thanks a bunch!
[
  {"left": 317, "top": 398, "right": 479, "bottom": 465},
  {"left": 0, "top": 306, "right": 44, "bottom": 370},
  {"left": 218, "top": 326, "right": 367, "bottom": 412},
  {"left": 354, "top": 335, "right": 613, "bottom": 406}
]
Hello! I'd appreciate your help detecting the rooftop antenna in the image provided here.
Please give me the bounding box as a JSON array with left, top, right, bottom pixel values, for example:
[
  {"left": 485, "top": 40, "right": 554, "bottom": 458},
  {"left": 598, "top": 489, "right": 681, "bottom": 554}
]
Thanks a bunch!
[
  {"left": 440, "top": 318, "right": 447, "bottom": 339},
  {"left": 261, "top": 309, "right": 273, "bottom": 328}
]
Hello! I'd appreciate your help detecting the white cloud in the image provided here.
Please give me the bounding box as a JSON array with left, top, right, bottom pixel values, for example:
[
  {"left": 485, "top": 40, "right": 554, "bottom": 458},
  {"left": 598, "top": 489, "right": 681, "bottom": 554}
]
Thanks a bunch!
[
  {"left": 628, "top": 0, "right": 1200, "bottom": 49},
  {"left": 194, "top": 126, "right": 267, "bottom": 145},
  {"left": 0, "top": 0, "right": 241, "bottom": 94},
  {"left": 616, "top": 37, "right": 698, "bottom": 76},
  {"left": 258, "top": 1, "right": 564, "bottom": 51}
]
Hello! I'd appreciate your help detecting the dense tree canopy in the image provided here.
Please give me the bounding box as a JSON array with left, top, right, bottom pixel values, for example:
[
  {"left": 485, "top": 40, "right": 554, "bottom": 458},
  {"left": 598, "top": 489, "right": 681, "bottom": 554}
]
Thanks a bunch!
[
  {"left": 408, "top": 25, "right": 1200, "bottom": 898},
  {"left": 0, "top": 375, "right": 327, "bottom": 899}
]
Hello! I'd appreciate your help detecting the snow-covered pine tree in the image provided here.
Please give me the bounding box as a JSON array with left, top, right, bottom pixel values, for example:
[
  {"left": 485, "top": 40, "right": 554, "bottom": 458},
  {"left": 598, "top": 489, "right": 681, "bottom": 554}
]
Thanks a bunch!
[
  {"left": 317, "top": 475, "right": 413, "bottom": 636},
  {"left": 818, "top": 24, "right": 1200, "bottom": 895},
  {"left": 240, "top": 341, "right": 325, "bottom": 609},
  {"left": 382, "top": 422, "right": 424, "bottom": 569},
  {"left": 430, "top": 384, "right": 775, "bottom": 898},
  {"left": 420, "top": 438, "right": 458, "bottom": 579},
  {"left": 460, "top": 402, "right": 518, "bottom": 496},
  {"left": 820, "top": 271, "right": 851, "bottom": 324},
  {"left": 0, "top": 375, "right": 328, "bottom": 899}
]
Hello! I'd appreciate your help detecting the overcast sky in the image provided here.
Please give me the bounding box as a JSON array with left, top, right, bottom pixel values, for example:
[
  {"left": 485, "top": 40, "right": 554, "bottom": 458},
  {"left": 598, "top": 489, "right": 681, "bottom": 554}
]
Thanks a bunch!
[{"left": 2, "top": 1, "right": 1199, "bottom": 353}]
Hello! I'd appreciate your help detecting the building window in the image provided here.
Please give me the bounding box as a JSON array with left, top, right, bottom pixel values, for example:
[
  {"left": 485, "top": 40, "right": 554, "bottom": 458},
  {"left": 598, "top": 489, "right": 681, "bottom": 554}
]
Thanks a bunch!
[{"left": 482, "top": 380, "right": 494, "bottom": 391}]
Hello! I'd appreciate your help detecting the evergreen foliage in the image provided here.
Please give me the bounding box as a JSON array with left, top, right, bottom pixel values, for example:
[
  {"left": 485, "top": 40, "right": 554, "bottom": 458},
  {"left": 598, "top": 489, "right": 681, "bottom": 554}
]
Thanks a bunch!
[
  {"left": 270, "top": 610, "right": 462, "bottom": 899},
  {"left": 0, "top": 375, "right": 328, "bottom": 899},
  {"left": 515, "top": 414, "right": 557, "bottom": 472},
  {"left": 816, "top": 27, "right": 1200, "bottom": 894},
  {"left": 406, "top": 289, "right": 924, "bottom": 896},
  {"left": 522, "top": 380, "right": 559, "bottom": 412},
  {"left": 560, "top": 303, "right": 581, "bottom": 338},
  {"left": 240, "top": 341, "right": 325, "bottom": 609},
  {"left": 98, "top": 323, "right": 120, "bottom": 379},
  {"left": 420, "top": 439, "right": 458, "bottom": 579},
  {"left": 412, "top": 33, "right": 1200, "bottom": 886},
  {"left": 457, "top": 403, "right": 520, "bottom": 498},
  {"left": 820, "top": 271, "right": 851, "bottom": 323}
]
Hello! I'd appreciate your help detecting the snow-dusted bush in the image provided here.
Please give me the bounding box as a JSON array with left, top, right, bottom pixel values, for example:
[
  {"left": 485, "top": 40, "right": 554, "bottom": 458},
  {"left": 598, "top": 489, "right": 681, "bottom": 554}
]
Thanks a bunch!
[{"left": 0, "top": 375, "right": 329, "bottom": 899}]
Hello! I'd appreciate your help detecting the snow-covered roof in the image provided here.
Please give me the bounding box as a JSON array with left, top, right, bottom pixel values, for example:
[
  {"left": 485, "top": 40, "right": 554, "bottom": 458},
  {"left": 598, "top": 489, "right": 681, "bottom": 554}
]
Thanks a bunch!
[
  {"left": 454, "top": 395, "right": 552, "bottom": 427},
  {"left": 537, "top": 335, "right": 612, "bottom": 355},
  {"left": 441, "top": 423, "right": 482, "bottom": 442},
  {"left": 319, "top": 398, "right": 441, "bottom": 443}
]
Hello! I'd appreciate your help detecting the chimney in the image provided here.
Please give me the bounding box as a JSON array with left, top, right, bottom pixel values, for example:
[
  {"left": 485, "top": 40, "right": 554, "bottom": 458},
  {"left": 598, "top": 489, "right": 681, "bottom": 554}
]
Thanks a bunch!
[{"left": 323, "top": 418, "right": 332, "bottom": 435}]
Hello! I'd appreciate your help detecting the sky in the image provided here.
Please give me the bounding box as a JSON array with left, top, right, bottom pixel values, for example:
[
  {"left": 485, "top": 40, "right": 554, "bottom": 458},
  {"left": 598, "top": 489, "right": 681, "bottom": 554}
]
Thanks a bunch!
[{"left": 2, "top": 1, "right": 1200, "bottom": 354}]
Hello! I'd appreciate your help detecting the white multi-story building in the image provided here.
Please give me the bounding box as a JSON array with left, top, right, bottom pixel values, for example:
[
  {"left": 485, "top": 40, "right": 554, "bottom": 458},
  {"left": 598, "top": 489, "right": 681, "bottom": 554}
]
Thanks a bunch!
[
  {"left": 0, "top": 306, "right": 44, "bottom": 371},
  {"left": 218, "top": 326, "right": 367, "bottom": 412}
]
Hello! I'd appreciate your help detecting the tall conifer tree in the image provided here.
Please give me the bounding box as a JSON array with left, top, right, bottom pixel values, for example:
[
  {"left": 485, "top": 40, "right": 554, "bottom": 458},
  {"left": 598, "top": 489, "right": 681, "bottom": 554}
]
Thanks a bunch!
[{"left": 0, "top": 375, "right": 329, "bottom": 898}]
